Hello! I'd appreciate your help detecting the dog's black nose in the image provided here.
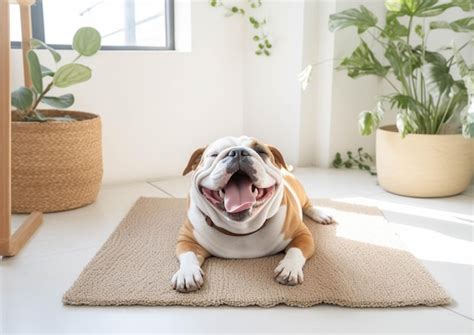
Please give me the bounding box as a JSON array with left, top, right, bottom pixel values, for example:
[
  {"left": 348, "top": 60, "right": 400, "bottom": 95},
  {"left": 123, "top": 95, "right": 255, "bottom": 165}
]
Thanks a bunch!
[{"left": 228, "top": 149, "right": 250, "bottom": 158}]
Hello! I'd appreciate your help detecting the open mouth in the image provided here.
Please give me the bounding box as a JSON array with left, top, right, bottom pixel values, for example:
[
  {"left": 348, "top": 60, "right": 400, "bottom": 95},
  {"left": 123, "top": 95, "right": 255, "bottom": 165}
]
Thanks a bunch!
[{"left": 200, "top": 171, "right": 276, "bottom": 217}]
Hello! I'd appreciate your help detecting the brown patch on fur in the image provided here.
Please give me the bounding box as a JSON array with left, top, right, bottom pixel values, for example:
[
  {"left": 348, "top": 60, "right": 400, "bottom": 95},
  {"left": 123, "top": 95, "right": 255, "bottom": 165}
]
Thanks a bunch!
[
  {"left": 176, "top": 218, "right": 210, "bottom": 265},
  {"left": 268, "top": 145, "right": 288, "bottom": 170},
  {"left": 250, "top": 141, "right": 288, "bottom": 171},
  {"left": 280, "top": 172, "right": 315, "bottom": 259},
  {"left": 182, "top": 147, "right": 206, "bottom": 176}
]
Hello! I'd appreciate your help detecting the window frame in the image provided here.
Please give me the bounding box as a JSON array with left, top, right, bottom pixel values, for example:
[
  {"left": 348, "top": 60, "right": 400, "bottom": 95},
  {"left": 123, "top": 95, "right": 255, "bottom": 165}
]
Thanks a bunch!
[{"left": 12, "top": 0, "right": 175, "bottom": 51}]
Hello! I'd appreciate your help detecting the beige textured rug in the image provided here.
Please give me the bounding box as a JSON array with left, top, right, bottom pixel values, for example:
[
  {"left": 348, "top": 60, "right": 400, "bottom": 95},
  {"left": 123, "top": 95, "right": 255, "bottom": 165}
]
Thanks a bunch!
[{"left": 63, "top": 198, "right": 450, "bottom": 308}]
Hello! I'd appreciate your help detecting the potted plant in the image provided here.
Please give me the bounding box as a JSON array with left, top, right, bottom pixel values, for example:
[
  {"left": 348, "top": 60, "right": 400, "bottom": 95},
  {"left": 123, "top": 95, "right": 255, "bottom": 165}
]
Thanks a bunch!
[
  {"left": 11, "top": 27, "right": 103, "bottom": 213},
  {"left": 327, "top": 0, "right": 473, "bottom": 197}
]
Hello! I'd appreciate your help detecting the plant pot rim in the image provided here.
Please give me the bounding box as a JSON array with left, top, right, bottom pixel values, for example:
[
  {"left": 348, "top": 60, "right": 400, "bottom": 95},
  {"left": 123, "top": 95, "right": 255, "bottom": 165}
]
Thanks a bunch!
[
  {"left": 378, "top": 124, "right": 466, "bottom": 138},
  {"left": 12, "top": 109, "right": 100, "bottom": 125}
]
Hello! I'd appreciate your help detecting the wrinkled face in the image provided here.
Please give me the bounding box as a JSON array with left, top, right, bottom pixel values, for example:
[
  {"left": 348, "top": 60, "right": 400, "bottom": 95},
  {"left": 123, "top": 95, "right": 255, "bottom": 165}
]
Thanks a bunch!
[{"left": 187, "top": 136, "right": 285, "bottom": 223}]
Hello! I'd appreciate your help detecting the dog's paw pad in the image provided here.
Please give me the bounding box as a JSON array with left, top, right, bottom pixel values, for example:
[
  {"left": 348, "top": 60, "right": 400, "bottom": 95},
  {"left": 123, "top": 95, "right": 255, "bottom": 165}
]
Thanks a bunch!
[{"left": 171, "top": 265, "right": 204, "bottom": 293}]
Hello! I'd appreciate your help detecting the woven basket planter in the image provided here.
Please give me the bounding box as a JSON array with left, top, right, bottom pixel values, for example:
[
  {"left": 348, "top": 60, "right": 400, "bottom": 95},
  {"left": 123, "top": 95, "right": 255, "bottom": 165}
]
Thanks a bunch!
[
  {"left": 12, "top": 110, "right": 103, "bottom": 213},
  {"left": 376, "top": 125, "right": 473, "bottom": 198}
]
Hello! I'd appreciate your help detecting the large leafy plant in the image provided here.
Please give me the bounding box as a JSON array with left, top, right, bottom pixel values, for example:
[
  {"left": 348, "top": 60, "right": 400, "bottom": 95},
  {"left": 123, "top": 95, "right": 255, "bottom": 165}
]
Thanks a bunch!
[
  {"left": 11, "top": 27, "right": 101, "bottom": 122},
  {"left": 328, "top": 0, "right": 474, "bottom": 138}
]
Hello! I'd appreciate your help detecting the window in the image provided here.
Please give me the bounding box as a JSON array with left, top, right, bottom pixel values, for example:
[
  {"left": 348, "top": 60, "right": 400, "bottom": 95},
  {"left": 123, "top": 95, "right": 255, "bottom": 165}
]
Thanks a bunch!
[{"left": 11, "top": 0, "right": 175, "bottom": 50}]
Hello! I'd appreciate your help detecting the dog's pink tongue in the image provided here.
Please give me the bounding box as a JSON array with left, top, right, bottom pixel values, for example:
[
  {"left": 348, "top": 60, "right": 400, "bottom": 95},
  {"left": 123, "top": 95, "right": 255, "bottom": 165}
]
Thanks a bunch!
[{"left": 224, "top": 175, "right": 256, "bottom": 213}]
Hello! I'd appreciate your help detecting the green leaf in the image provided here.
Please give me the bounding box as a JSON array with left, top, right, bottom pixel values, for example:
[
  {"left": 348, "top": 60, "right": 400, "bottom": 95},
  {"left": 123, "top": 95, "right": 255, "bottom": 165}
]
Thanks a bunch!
[
  {"left": 358, "top": 102, "right": 384, "bottom": 136},
  {"left": 382, "top": 16, "right": 409, "bottom": 39},
  {"left": 358, "top": 112, "right": 376, "bottom": 136},
  {"left": 429, "top": 21, "right": 450, "bottom": 30},
  {"left": 421, "top": 0, "right": 474, "bottom": 16},
  {"left": 329, "top": 5, "right": 378, "bottom": 33},
  {"left": 422, "top": 59, "right": 454, "bottom": 97},
  {"left": 462, "top": 121, "right": 474, "bottom": 138},
  {"left": 384, "top": 0, "right": 469, "bottom": 17},
  {"left": 338, "top": 40, "right": 389, "bottom": 78},
  {"left": 231, "top": 6, "right": 238, "bottom": 13},
  {"left": 385, "top": 0, "right": 403, "bottom": 12},
  {"left": 264, "top": 50, "right": 270, "bottom": 56},
  {"left": 40, "top": 65, "right": 54, "bottom": 77},
  {"left": 396, "top": 109, "right": 418, "bottom": 137},
  {"left": 30, "top": 38, "right": 61, "bottom": 63},
  {"left": 454, "top": 48, "right": 473, "bottom": 86},
  {"left": 41, "top": 94, "right": 75, "bottom": 109},
  {"left": 414, "top": 24, "right": 424, "bottom": 38},
  {"left": 255, "top": 50, "right": 263, "bottom": 55},
  {"left": 385, "top": 41, "right": 422, "bottom": 79},
  {"left": 332, "top": 152, "right": 343, "bottom": 167},
  {"left": 72, "top": 27, "right": 101, "bottom": 57},
  {"left": 27, "top": 50, "right": 43, "bottom": 94},
  {"left": 451, "top": 0, "right": 474, "bottom": 11},
  {"left": 53, "top": 64, "right": 92, "bottom": 88},
  {"left": 11, "top": 86, "right": 33, "bottom": 111},
  {"left": 253, "top": 35, "right": 260, "bottom": 41},
  {"left": 430, "top": 17, "right": 474, "bottom": 32},
  {"left": 390, "top": 94, "right": 426, "bottom": 112}
]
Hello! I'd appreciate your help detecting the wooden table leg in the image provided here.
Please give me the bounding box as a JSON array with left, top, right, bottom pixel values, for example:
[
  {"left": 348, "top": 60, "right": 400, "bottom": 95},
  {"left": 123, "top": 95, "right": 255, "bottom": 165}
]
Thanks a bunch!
[{"left": 0, "top": 1, "right": 43, "bottom": 257}]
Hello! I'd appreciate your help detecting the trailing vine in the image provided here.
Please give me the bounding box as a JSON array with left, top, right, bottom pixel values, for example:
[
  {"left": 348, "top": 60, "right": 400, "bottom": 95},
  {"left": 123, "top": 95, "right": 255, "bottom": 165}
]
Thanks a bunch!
[
  {"left": 209, "top": 0, "right": 272, "bottom": 56},
  {"left": 332, "top": 148, "right": 376, "bottom": 175}
]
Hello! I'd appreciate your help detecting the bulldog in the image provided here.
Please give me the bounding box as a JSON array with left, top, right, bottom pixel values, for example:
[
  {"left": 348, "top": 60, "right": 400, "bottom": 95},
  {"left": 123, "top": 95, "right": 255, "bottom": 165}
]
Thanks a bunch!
[{"left": 172, "top": 136, "right": 334, "bottom": 292}]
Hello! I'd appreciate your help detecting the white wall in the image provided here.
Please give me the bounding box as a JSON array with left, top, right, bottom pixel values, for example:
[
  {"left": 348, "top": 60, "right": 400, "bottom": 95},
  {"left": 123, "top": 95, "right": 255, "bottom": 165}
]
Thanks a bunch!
[
  {"left": 11, "top": 1, "right": 245, "bottom": 184},
  {"left": 242, "top": 1, "right": 306, "bottom": 165}
]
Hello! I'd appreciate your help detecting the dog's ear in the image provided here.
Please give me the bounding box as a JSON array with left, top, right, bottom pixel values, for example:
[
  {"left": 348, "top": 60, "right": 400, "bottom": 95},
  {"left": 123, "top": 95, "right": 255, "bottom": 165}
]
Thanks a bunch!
[
  {"left": 268, "top": 145, "right": 288, "bottom": 170},
  {"left": 182, "top": 147, "right": 206, "bottom": 176}
]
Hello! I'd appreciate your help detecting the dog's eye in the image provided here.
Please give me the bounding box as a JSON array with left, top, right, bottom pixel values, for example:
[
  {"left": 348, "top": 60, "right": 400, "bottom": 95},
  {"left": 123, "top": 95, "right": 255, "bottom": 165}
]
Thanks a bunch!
[
  {"left": 256, "top": 150, "right": 267, "bottom": 156},
  {"left": 209, "top": 153, "right": 218, "bottom": 158}
]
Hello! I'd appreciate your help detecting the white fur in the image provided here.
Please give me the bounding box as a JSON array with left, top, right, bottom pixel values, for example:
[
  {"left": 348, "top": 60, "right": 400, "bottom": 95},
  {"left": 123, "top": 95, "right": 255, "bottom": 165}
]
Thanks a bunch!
[
  {"left": 171, "top": 252, "right": 204, "bottom": 292},
  {"left": 304, "top": 205, "right": 334, "bottom": 225},
  {"left": 189, "top": 202, "right": 290, "bottom": 259},
  {"left": 274, "top": 247, "right": 306, "bottom": 285}
]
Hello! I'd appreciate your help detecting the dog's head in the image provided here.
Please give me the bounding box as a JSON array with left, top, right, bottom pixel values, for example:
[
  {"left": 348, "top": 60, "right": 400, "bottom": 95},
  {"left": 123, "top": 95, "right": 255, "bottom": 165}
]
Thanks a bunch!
[{"left": 184, "top": 136, "right": 287, "bottom": 232}]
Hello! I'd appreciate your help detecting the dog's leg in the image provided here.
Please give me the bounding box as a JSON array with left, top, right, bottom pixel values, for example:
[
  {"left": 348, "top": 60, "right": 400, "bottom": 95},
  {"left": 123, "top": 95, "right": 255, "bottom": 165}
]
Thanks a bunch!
[
  {"left": 172, "top": 220, "right": 209, "bottom": 293},
  {"left": 274, "top": 226, "right": 314, "bottom": 285},
  {"left": 303, "top": 202, "right": 335, "bottom": 225}
]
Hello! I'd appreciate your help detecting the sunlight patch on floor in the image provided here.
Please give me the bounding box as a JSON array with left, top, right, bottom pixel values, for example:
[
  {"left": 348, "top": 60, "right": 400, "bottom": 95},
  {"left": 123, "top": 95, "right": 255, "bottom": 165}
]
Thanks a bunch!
[
  {"left": 335, "top": 197, "right": 473, "bottom": 226},
  {"left": 391, "top": 222, "right": 474, "bottom": 266}
]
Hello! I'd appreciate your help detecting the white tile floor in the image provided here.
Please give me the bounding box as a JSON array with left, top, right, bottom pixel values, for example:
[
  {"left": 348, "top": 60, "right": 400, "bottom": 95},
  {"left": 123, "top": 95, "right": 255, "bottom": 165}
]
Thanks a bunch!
[{"left": 1, "top": 168, "right": 473, "bottom": 333}]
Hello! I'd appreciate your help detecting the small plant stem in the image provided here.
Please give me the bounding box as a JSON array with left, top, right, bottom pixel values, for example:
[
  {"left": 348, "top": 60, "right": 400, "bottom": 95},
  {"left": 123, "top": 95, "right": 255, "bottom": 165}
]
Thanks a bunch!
[
  {"left": 384, "top": 76, "right": 401, "bottom": 93},
  {"left": 406, "top": 16, "right": 413, "bottom": 44},
  {"left": 72, "top": 54, "right": 82, "bottom": 63},
  {"left": 436, "top": 97, "right": 453, "bottom": 134},
  {"left": 367, "top": 29, "right": 387, "bottom": 48},
  {"left": 30, "top": 81, "right": 54, "bottom": 112},
  {"left": 445, "top": 39, "right": 471, "bottom": 65}
]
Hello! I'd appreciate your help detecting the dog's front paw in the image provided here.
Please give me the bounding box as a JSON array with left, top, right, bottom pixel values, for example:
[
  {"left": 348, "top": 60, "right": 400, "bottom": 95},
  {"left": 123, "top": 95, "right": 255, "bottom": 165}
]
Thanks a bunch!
[
  {"left": 171, "top": 265, "right": 204, "bottom": 293},
  {"left": 274, "top": 248, "right": 305, "bottom": 286},
  {"left": 305, "top": 206, "right": 335, "bottom": 225},
  {"left": 274, "top": 260, "right": 304, "bottom": 286}
]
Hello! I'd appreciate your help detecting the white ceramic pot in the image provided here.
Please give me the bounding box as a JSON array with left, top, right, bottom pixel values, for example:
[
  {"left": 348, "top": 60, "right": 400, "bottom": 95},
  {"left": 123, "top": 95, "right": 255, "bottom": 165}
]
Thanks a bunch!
[{"left": 376, "top": 125, "right": 473, "bottom": 197}]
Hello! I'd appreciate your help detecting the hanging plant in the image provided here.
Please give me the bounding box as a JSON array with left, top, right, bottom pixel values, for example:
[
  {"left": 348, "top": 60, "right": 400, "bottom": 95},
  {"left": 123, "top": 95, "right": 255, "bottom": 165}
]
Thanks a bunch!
[{"left": 209, "top": 0, "right": 272, "bottom": 56}]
